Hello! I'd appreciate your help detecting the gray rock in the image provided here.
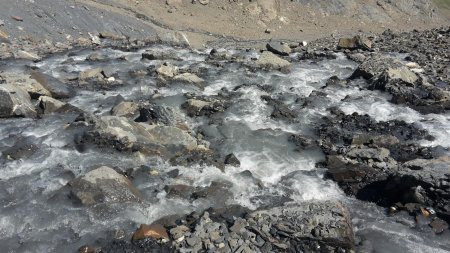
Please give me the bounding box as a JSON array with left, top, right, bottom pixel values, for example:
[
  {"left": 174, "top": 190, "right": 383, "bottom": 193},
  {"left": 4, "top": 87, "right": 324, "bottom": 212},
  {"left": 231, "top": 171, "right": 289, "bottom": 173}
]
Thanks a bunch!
[
  {"left": 80, "top": 115, "right": 198, "bottom": 156},
  {"left": 173, "top": 73, "right": 205, "bottom": 87},
  {"left": 111, "top": 101, "right": 140, "bottom": 118},
  {"left": 347, "top": 147, "right": 390, "bottom": 162},
  {"left": 249, "top": 201, "right": 354, "bottom": 251},
  {"left": 30, "top": 71, "right": 76, "bottom": 99},
  {"left": 1, "top": 71, "right": 51, "bottom": 98},
  {"left": 266, "top": 42, "right": 292, "bottom": 56},
  {"left": 38, "top": 96, "right": 66, "bottom": 114},
  {"left": 156, "top": 63, "right": 178, "bottom": 78},
  {"left": 338, "top": 35, "right": 372, "bottom": 50},
  {"left": 256, "top": 51, "right": 291, "bottom": 72},
  {"left": 14, "top": 50, "right": 41, "bottom": 61},
  {"left": 0, "top": 83, "right": 36, "bottom": 118},
  {"left": 69, "top": 166, "right": 142, "bottom": 205},
  {"left": 79, "top": 68, "right": 105, "bottom": 80}
]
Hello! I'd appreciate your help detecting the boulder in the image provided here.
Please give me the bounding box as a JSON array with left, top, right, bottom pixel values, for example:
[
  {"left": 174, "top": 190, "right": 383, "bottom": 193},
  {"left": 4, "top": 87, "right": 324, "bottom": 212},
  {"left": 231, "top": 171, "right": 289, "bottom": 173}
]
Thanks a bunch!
[
  {"left": 30, "top": 71, "right": 76, "bottom": 98},
  {"left": 79, "top": 68, "right": 105, "bottom": 80},
  {"left": 79, "top": 115, "right": 197, "bottom": 156},
  {"left": 266, "top": 42, "right": 291, "bottom": 56},
  {"left": 256, "top": 51, "right": 291, "bottom": 72},
  {"left": 1, "top": 71, "right": 51, "bottom": 98},
  {"left": 38, "top": 96, "right": 66, "bottom": 114},
  {"left": 156, "top": 63, "right": 178, "bottom": 78},
  {"left": 173, "top": 73, "right": 205, "bottom": 87},
  {"left": 69, "top": 166, "right": 142, "bottom": 205},
  {"left": 0, "top": 83, "right": 36, "bottom": 118},
  {"left": 182, "top": 98, "right": 227, "bottom": 117},
  {"left": 338, "top": 36, "right": 372, "bottom": 50},
  {"left": 135, "top": 104, "right": 187, "bottom": 129},
  {"left": 111, "top": 101, "right": 140, "bottom": 118}
]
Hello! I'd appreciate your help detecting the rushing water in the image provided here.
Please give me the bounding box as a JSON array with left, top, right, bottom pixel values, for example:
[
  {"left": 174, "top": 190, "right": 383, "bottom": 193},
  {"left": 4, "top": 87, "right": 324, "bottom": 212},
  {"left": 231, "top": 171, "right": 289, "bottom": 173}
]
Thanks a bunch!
[{"left": 0, "top": 45, "right": 449, "bottom": 252}]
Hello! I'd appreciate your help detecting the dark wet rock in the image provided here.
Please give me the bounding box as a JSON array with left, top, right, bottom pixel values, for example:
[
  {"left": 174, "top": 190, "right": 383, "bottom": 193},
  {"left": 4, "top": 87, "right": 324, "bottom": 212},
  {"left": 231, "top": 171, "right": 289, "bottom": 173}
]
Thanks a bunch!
[
  {"left": 135, "top": 104, "right": 187, "bottom": 129},
  {"left": 164, "top": 184, "right": 195, "bottom": 199},
  {"left": 224, "top": 153, "right": 240, "bottom": 167},
  {"left": 289, "top": 134, "right": 316, "bottom": 149},
  {"left": 325, "top": 75, "right": 348, "bottom": 88},
  {"left": 0, "top": 83, "right": 36, "bottom": 118},
  {"left": 248, "top": 201, "right": 354, "bottom": 252},
  {"left": 429, "top": 218, "right": 449, "bottom": 234},
  {"left": 182, "top": 97, "right": 228, "bottom": 117},
  {"left": 2, "top": 137, "right": 39, "bottom": 160},
  {"left": 75, "top": 115, "right": 198, "bottom": 157},
  {"left": 266, "top": 41, "right": 292, "bottom": 56},
  {"left": 191, "top": 181, "right": 233, "bottom": 203},
  {"left": 261, "top": 95, "right": 296, "bottom": 121},
  {"left": 30, "top": 71, "right": 76, "bottom": 99},
  {"left": 166, "top": 169, "right": 179, "bottom": 178},
  {"left": 338, "top": 36, "right": 372, "bottom": 51},
  {"left": 169, "top": 149, "right": 224, "bottom": 171},
  {"left": 69, "top": 166, "right": 142, "bottom": 206},
  {"left": 255, "top": 51, "right": 291, "bottom": 72},
  {"left": 38, "top": 96, "right": 66, "bottom": 114},
  {"left": 297, "top": 49, "right": 337, "bottom": 61}
]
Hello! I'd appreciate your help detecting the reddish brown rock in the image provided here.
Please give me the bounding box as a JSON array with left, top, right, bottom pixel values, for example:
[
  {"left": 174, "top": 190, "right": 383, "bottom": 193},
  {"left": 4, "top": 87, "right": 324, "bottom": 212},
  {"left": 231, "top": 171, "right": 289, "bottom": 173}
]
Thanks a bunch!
[{"left": 132, "top": 224, "right": 170, "bottom": 241}]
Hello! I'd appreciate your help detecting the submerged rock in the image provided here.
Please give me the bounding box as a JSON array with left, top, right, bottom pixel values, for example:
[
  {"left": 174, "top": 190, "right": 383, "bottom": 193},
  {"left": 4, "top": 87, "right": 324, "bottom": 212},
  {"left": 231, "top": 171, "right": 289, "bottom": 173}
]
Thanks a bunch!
[{"left": 69, "top": 166, "right": 142, "bottom": 205}]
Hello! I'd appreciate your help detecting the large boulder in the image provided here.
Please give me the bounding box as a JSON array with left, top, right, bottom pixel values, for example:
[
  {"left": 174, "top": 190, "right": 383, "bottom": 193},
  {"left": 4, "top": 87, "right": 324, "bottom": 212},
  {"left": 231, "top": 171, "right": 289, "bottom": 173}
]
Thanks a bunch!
[
  {"left": 69, "top": 166, "right": 142, "bottom": 205},
  {"left": 30, "top": 71, "right": 76, "bottom": 99},
  {"left": 256, "top": 51, "right": 291, "bottom": 72},
  {"left": 78, "top": 115, "right": 198, "bottom": 156},
  {"left": 1, "top": 71, "right": 51, "bottom": 98},
  {"left": 0, "top": 83, "right": 36, "bottom": 118}
]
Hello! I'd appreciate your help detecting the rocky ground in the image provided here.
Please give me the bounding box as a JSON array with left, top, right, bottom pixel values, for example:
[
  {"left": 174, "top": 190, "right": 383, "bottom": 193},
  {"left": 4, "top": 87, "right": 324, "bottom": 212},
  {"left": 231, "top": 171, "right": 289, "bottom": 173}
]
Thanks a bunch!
[{"left": 0, "top": 1, "right": 450, "bottom": 253}]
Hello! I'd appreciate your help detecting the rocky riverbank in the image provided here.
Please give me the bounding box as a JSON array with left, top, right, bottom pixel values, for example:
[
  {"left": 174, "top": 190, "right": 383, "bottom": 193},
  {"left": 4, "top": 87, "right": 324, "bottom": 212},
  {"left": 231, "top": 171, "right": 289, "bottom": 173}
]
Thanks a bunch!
[{"left": 0, "top": 26, "right": 449, "bottom": 252}]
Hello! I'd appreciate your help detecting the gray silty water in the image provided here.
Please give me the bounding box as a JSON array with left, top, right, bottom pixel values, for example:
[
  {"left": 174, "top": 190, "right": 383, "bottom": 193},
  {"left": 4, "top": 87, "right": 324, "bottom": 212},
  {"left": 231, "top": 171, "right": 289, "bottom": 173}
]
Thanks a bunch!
[{"left": 0, "top": 45, "right": 449, "bottom": 252}]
